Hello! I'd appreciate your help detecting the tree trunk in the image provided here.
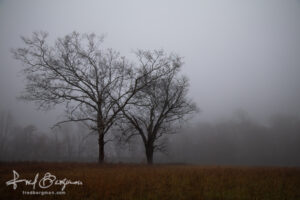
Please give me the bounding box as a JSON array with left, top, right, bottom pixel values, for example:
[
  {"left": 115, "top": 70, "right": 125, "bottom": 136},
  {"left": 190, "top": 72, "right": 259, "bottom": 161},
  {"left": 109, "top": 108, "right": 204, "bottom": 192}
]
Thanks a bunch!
[
  {"left": 98, "top": 131, "right": 104, "bottom": 163},
  {"left": 146, "top": 145, "right": 154, "bottom": 164}
]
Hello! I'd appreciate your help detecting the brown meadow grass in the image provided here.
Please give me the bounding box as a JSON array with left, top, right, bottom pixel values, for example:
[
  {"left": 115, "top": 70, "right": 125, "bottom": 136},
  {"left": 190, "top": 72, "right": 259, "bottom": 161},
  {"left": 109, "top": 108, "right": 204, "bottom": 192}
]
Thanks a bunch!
[{"left": 0, "top": 162, "right": 300, "bottom": 200}]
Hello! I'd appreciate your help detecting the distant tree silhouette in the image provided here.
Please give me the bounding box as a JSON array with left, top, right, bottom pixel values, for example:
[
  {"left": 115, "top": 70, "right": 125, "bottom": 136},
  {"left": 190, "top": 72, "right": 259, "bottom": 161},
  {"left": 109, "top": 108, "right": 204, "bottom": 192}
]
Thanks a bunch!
[{"left": 117, "top": 50, "right": 198, "bottom": 164}]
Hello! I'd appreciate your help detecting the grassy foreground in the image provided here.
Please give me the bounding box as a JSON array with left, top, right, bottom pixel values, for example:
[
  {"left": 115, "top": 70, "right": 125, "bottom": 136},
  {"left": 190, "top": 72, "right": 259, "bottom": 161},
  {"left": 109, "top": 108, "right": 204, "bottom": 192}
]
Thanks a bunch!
[{"left": 0, "top": 162, "right": 300, "bottom": 200}]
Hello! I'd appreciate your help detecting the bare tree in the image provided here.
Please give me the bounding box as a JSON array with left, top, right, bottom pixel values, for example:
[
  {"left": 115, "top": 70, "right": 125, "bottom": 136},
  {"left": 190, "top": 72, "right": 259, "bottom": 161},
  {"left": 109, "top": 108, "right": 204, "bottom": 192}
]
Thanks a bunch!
[
  {"left": 13, "top": 31, "right": 170, "bottom": 163},
  {"left": 118, "top": 50, "right": 198, "bottom": 164}
]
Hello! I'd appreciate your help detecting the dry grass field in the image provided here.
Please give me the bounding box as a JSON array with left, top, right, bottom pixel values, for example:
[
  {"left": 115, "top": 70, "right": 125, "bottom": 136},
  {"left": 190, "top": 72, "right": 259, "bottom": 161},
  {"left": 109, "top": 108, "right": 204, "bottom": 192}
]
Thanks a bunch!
[{"left": 0, "top": 162, "right": 300, "bottom": 200}]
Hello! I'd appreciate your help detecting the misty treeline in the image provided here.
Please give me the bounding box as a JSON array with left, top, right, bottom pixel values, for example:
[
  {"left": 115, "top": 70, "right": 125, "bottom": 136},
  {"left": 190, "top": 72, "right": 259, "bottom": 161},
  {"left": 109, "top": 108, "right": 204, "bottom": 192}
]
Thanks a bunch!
[
  {"left": 0, "top": 110, "right": 138, "bottom": 162},
  {"left": 0, "top": 110, "right": 93, "bottom": 161},
  {"left": 1, "top": 110, "right": 300, "bottom": 166},
  {"left": 170, "top": 112, "right": 300, "bottom": 166},
  {"left": 11, "top": 31, "right": 197, "bottom": 164}
]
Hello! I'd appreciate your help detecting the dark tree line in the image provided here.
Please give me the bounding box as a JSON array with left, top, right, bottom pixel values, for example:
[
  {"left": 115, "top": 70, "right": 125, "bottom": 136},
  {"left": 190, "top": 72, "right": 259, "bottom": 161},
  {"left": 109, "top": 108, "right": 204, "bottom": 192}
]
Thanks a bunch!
[
  {"left": 12, "top": 31, "right": 197, "bottom": 164},
  {"left": 1, "top": 110, "right": 300, "bottom": 166},
  {"left": 169, "top": 113, "right": 300, "bottom": 166},
  {"left": 0, "top": 114, "right": 97, "bottom": 162}
]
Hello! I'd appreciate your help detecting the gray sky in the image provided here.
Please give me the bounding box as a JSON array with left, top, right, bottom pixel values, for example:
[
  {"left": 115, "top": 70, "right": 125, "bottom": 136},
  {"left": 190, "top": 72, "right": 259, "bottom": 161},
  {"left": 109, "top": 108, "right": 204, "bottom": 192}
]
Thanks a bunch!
[{"left": 1, "top": 0, "right": 300, "bottom": 130}]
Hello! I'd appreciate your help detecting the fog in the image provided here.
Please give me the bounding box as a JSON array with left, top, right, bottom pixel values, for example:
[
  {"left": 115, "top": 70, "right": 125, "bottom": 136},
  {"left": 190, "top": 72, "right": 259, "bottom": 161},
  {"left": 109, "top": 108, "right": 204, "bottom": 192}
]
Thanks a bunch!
[{"left": 0, "top": 0, "right": 300, "bottom": 165}]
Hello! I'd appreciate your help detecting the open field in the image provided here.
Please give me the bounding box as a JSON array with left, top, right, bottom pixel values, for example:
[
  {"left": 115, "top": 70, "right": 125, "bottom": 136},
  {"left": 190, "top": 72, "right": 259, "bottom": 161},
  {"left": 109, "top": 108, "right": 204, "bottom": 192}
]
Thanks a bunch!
[{"left": 0, "top": 162, "right": 300, "bottom": 200}]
